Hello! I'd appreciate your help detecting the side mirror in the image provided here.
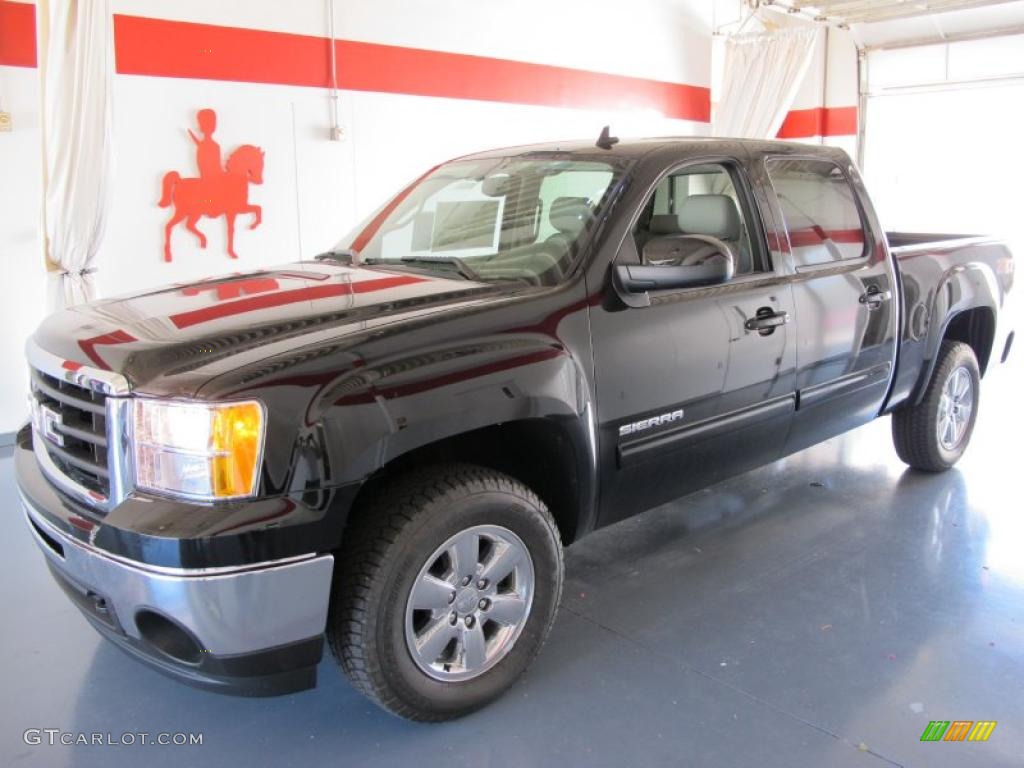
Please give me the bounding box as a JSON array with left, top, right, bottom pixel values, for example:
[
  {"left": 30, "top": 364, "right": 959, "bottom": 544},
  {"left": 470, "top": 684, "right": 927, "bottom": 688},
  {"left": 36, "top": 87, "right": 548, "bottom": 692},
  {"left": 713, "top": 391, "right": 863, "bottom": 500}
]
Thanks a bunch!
[
  {"left": 612, "top": 233, "right": 734, "bottom": 308},
  {"left": 613, "top": 258, "right": 732, "bottom": 307},
  {"left": 617, "top": 259, "right": 732, "bottom": 291}
]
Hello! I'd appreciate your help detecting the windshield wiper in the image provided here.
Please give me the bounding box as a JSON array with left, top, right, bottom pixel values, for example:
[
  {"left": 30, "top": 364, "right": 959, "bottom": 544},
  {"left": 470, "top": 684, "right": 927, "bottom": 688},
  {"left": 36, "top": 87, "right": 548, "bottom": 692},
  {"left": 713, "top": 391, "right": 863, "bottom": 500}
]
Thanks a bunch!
[
  {"left": 359, "top": 256, "right": 484, "bottom": 282},
  {"left": 402, "top": 257, "right": 481, "bottom": 281},
  {"left": 332, "top": 253, "right": 528, "bottom": 286}
]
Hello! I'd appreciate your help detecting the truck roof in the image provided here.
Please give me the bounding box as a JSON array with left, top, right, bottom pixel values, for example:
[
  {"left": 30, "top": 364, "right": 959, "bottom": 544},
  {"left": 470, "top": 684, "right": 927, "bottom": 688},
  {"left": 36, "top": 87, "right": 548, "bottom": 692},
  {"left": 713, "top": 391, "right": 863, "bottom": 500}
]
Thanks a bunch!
[{"left": 460, "top": 136, "right": 842, "bottom": 161}]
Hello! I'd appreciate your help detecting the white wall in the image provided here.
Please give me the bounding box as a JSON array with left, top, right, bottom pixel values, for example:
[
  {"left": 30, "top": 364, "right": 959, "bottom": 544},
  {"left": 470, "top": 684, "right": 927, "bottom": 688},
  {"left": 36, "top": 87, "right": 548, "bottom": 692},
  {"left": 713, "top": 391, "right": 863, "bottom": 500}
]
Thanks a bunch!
[
  {"left": 0, "top": 0, "right": 714, "bottom": 432},
  {"left": 116, "top": 0, "right": 712, "bottom": 84},
  {"left": 100, "top": 0, "right": 714, "bottom": 299},
  {"left": 0, "top": 53, "right": 47, "bottom": 437}
]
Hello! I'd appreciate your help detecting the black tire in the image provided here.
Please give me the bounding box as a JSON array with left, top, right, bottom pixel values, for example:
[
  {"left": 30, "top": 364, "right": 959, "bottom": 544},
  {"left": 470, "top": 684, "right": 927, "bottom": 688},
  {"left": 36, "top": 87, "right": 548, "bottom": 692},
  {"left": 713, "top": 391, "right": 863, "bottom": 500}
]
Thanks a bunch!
[
  {"left": 328, "top": 463, "right": 564, "bottom": 721},
  {"left": 892, "top": 340, "right": 980, "bottom": 472}
]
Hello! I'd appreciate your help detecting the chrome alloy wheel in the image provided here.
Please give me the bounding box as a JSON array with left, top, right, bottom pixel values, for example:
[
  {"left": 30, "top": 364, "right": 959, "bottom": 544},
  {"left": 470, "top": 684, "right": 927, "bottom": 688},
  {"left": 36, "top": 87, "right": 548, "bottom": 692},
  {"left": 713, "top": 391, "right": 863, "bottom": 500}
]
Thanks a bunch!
[
  {"left": 937, "top": 365, "right": 974, "bottom": 451},
  {"left": 404, "top": 524, "right": 535, "bottom": 682}
]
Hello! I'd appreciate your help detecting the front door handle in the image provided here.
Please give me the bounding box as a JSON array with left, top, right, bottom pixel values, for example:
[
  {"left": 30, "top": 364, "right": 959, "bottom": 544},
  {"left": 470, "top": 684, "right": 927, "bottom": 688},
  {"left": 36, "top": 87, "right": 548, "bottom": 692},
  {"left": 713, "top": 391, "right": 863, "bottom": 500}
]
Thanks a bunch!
[
  {"left": 860, "top": 288, "right": 892, "bottom": 309},
  {"left": 745, "top": 307, "right": 789, "bottom": 336}
]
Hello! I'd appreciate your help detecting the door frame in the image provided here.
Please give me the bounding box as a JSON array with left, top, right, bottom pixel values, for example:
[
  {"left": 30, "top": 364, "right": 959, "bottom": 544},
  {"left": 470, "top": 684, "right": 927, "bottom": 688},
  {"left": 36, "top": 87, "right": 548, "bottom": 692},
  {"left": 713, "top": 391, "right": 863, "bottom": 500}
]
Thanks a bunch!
[{"left": 590, "top": 150, "right": 801, "bottom": 525}]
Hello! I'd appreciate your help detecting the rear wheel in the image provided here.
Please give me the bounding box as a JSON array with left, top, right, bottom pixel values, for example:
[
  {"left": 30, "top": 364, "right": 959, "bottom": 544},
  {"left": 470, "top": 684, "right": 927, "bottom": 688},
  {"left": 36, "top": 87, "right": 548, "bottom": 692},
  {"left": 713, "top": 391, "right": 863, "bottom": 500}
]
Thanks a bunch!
[
  {"left": 892, "top": 340, "right": 980, "bottom": 472},
  {"left": 328, "top": 464, "right": 563, "bottom": 721}
]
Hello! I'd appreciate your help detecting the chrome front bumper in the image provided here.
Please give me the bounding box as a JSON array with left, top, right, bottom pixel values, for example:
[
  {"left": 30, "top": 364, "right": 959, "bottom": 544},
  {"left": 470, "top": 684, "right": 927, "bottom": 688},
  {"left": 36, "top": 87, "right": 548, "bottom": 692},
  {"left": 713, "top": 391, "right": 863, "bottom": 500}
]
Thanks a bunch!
[{"left": 21, "top": 491, "right": 335, "bottom": 695}]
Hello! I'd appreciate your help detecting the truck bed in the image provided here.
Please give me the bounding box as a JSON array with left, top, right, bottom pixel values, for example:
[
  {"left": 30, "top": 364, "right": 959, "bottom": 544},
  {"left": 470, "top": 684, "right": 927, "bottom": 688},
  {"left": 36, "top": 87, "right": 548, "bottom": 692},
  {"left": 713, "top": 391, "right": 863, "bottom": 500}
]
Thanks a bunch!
[
  {"left": 887, "top": 231, "right": 985, "bottom": 252},
  {"left": 885, "top": 231, "right": 1013, "bottom": 412}
]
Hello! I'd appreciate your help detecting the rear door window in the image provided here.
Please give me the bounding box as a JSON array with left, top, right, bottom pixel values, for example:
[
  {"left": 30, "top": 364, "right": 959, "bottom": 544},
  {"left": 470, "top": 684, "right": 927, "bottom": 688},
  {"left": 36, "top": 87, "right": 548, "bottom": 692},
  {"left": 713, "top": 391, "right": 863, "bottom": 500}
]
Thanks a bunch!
[{"left": 765, "top": 158, "right": 868, "bottom": 267}]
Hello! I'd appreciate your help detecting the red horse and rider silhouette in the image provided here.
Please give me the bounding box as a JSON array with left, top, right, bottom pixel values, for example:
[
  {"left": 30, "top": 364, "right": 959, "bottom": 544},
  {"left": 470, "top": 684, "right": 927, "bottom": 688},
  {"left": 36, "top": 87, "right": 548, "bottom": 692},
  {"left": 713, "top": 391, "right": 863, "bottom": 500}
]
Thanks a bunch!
[{"left": 159, "top": 109, "right": 265, "bottom": 261}]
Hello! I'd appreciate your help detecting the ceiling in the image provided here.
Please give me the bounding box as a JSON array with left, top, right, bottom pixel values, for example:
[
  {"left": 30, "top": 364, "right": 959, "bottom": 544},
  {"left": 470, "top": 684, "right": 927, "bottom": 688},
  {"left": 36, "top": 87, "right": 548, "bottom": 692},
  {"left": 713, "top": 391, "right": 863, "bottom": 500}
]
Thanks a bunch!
[
  {"left": 765, "top": 0, "right": 1012, "bottom": 24},
  {"left": 856, "top": 0, "right": 1024, "bottom": 45},
  {"left": 758, "top": 0, "right": 1024, "bottom": 45}
]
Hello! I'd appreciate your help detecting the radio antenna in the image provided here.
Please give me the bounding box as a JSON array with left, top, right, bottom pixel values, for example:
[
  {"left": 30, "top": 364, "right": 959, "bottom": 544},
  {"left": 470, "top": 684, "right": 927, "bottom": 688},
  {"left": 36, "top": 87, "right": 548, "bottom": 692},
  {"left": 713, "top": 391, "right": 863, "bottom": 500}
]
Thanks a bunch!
[{"left": 596, "top": 125, "right": 619, "bottom": 150}]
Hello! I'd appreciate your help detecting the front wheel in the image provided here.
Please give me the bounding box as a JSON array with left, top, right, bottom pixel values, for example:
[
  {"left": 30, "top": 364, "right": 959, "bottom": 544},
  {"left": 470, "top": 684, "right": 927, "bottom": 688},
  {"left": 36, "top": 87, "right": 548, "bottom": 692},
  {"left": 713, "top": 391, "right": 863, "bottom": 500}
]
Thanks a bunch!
[
  {"left": 892, "top": 340, "right": 980, "bottom": 472},
  {"left": 328, "top": 464, "right": 563, "bottom": 721}
]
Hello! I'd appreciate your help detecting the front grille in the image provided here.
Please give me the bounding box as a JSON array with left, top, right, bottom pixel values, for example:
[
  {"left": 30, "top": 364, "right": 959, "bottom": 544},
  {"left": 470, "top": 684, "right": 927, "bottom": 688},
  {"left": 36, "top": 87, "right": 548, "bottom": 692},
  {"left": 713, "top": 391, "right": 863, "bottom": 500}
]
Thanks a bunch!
[{"left": 30, "top": 368, "right": 110, "bottom": 500}]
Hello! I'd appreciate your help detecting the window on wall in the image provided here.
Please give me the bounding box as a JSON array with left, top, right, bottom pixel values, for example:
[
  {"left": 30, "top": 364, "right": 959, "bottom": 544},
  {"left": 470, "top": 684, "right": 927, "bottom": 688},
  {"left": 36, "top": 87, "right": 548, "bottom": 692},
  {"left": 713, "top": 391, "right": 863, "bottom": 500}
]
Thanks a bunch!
[
  {"left": 632, "top": 163, "right": 764, "bottom": 275},
  {"left": 766, "top": 158, "right": 867, "bottom": 267}
]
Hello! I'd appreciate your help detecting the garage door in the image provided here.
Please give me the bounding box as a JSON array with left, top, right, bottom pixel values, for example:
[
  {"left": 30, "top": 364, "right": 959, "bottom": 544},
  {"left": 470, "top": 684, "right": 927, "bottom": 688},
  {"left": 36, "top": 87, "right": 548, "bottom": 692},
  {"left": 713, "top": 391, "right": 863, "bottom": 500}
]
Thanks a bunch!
[{"left": 862, "top": 33, "right": 1024, "bottom": 253}]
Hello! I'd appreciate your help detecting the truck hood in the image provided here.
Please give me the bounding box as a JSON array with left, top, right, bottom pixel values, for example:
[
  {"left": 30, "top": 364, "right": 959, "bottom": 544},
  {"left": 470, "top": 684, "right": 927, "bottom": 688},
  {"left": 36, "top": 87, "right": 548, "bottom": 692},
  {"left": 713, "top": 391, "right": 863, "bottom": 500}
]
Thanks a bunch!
[{"left": 32, "top": 263, "right": 510, "bottom": 397}]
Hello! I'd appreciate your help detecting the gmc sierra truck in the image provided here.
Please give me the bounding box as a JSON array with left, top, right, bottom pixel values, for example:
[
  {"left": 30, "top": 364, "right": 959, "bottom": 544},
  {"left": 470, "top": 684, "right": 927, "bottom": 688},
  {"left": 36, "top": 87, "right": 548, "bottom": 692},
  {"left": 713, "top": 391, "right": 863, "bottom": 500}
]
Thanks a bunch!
[{"left": 16, "top": 137, "right": 1015, "bottom": 721}]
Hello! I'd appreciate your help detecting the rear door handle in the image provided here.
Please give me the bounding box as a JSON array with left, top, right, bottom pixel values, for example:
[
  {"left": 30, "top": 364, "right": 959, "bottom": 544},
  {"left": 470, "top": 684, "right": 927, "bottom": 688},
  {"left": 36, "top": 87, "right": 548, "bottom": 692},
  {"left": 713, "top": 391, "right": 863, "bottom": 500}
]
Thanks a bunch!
[
  {"left": 745, "top": 308, "right": 789, "bottom": 335},
  {"left": 860, "top": 288, "right": 892, "bottom": 309}
]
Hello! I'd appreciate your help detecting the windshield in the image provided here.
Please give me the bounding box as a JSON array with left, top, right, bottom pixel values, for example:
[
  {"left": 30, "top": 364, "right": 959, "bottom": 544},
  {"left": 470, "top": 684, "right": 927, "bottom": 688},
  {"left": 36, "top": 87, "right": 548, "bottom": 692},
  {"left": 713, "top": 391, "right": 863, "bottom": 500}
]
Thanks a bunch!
[{"left": 332, "top": 155, "right": 625, "bottom": 285}]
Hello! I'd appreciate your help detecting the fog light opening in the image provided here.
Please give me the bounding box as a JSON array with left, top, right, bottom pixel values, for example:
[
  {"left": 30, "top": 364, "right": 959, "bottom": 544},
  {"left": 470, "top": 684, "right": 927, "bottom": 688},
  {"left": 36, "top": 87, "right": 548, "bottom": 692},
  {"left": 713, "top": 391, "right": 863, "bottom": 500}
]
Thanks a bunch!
[{"left": 135, "top": 610, "right": 203, "bottom": 665}]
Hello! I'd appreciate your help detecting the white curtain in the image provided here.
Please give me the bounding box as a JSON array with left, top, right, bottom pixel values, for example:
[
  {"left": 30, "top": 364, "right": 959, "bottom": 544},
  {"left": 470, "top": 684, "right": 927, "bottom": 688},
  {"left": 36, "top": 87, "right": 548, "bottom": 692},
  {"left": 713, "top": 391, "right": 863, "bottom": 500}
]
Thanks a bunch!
[
  {"left": 714, "top": 28, "right": 817, "bottom": 140},
  {"left": 39, "top": 0, "right": 114, "bottom": 310}
]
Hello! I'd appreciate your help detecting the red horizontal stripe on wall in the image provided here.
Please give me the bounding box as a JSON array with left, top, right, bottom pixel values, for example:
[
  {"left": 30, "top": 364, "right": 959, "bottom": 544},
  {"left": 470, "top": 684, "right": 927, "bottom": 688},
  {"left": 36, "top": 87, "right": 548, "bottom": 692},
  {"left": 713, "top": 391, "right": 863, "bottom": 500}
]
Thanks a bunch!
[
  {"left": 777, "top": 106, "right": 857, "bottom": 139},
  {"left": 338, "top": 39, "right": 710, "bottom": 121},
  {"left": 0, "top": 1, "right": 36, "bottom": 68},
  {"left": 114, "top": 15, "right": 331, "bottom": 88},
  {"left": 113, "top": 15, "right": 710, "bottom": 122}
]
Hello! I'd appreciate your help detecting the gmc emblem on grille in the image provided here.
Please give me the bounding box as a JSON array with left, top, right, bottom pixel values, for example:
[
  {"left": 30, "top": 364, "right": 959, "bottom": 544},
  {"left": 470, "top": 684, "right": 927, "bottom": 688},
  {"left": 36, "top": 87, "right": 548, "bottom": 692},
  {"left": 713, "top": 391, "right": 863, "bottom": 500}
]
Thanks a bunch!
[{"left": 38, "top": 403, "right": 65, "bottom": 448}]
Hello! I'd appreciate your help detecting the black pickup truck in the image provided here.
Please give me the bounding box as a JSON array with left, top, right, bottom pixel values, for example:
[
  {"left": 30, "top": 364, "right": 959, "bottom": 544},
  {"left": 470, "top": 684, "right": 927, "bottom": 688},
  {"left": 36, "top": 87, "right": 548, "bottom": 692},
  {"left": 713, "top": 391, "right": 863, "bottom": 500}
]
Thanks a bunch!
[{"left": 16, "top": 137, "right": 1015, "bottom": 721}]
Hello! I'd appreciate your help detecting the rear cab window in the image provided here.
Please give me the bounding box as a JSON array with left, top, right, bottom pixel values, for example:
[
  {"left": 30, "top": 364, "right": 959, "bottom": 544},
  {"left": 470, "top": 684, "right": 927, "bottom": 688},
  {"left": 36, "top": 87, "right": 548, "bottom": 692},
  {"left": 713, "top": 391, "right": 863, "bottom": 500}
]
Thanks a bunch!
[{"left": 765, "top": 157, "right": 868, "bottom": 268}]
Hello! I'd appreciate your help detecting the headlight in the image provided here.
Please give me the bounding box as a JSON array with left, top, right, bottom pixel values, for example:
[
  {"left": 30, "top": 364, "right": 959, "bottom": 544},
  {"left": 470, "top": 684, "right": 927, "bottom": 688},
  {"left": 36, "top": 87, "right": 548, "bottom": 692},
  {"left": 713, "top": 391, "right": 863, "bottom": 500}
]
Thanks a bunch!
[{"left": 132, "top": 399, "right": 266, "bottom": 500}]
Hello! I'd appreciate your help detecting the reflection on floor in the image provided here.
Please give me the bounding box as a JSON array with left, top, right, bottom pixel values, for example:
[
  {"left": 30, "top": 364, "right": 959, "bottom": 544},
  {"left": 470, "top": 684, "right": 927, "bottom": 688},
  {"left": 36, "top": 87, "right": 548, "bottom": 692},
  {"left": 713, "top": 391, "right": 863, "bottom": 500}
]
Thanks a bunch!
[{"left": 1, "top": 359, "right": 1021, "bottom": 768}]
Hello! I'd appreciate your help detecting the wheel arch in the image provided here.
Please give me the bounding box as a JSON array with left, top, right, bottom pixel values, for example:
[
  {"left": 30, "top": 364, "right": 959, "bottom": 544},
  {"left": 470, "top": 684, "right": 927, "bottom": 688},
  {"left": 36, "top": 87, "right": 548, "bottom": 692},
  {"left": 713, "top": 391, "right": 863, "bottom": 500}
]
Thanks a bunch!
[
  {"left": 911, "top": 263, "right": 999, "bottom": 406},
  {"left": 346, "top": 416, "right": 597, "bottom": 546},
  {"left": 912, "top": 305, "right": 995, "bottom": 406},
  {"left": 942, "top": 306, "right": 996, "bottom": 376}
]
